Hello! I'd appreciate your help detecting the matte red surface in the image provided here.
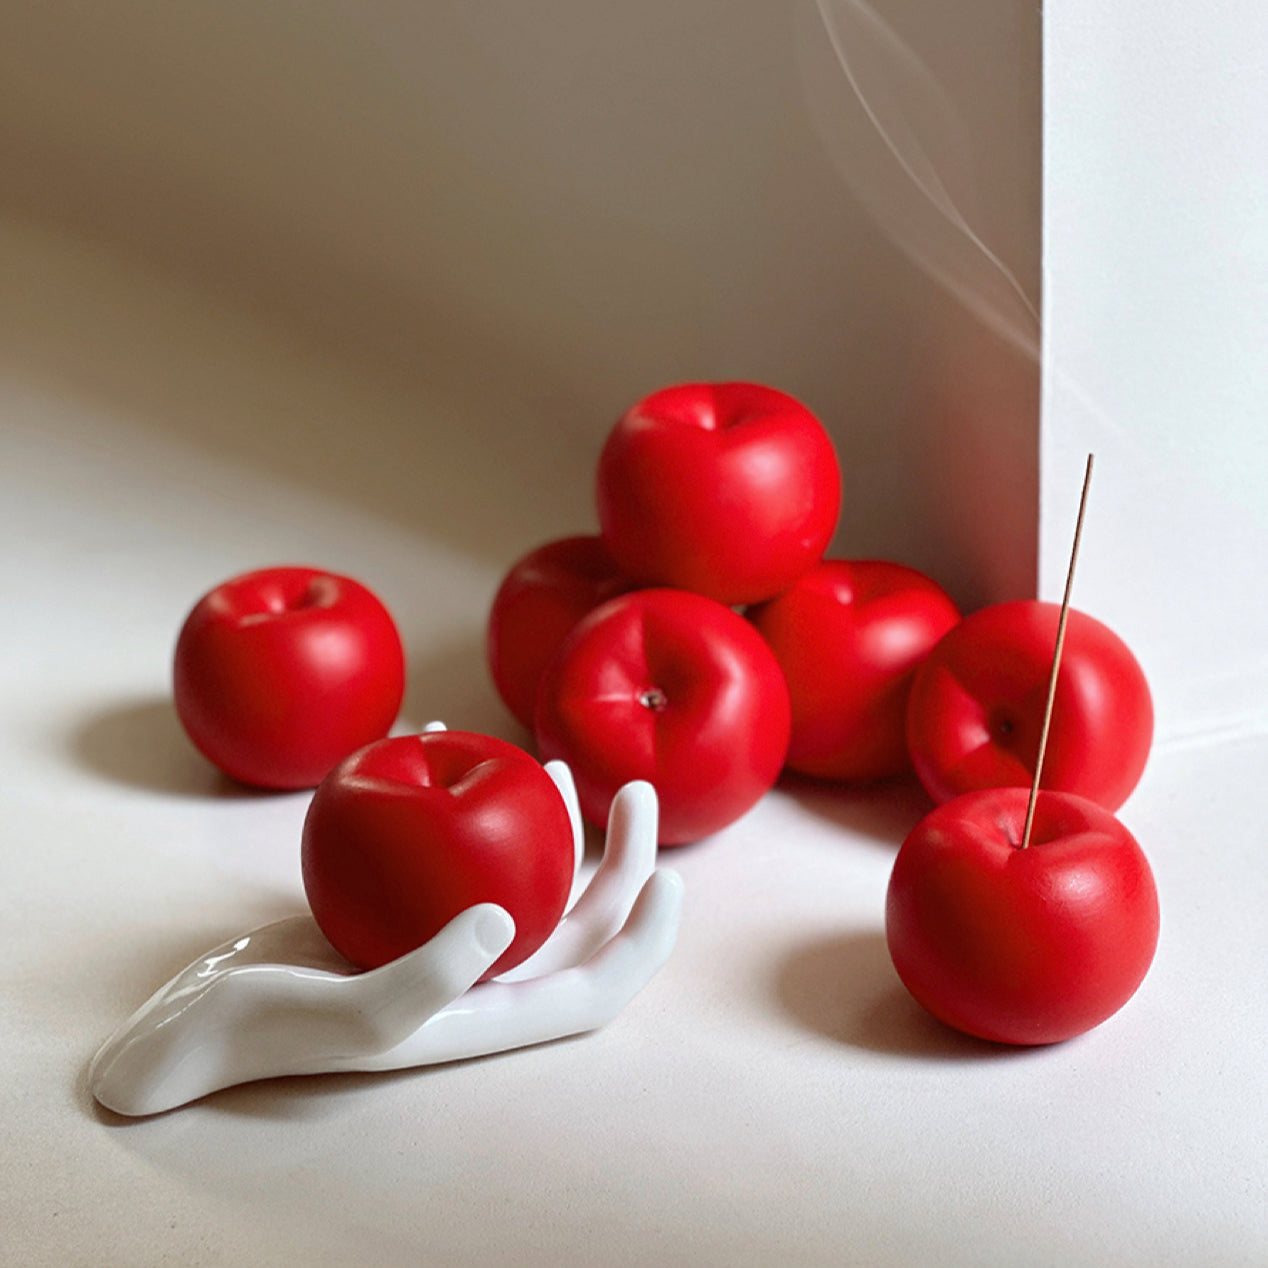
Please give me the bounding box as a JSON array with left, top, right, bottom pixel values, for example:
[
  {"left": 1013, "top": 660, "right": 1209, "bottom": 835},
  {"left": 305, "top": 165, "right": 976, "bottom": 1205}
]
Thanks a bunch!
[
  {"left": 173, "top": 565, "right": 405, "bottom": 789},
  {"left": 596, "top": 382, "right": 841, "bottom": 606},
  {"left": 906, "top": 600, "right": 1153, "bottom": 811},
  {"left": 534, "top": 588, "right": 791, "bottom": 845},
  {"left": 749, "top": 559, "right": 960, "bottom": 781},
  {"left": 886, "top": 787, "right": 1160, "bottom": 1045},
  {"left": 487, "top": 535, "right": 637, "bottom": 728},
  {"left": 301, "top": 731, "right": 574, "bottom": 975}
]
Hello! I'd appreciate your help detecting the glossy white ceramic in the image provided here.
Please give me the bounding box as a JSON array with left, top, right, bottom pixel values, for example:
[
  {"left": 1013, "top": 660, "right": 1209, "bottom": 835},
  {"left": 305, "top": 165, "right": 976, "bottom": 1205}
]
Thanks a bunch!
[{"left": 89, "top": 760, "right": 681, "bottom": 1116}]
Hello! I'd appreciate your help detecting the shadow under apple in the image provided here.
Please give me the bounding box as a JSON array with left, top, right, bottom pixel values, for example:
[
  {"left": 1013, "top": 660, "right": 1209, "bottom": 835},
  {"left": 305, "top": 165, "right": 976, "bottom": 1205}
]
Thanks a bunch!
[
  {"left": 68, "top": 696, "right": 272, "bottom": 799},
  {"left": 773, "top": 928, "right": 1033, "bottom": 1062},
  {"left": 779, "top": 772, "right": 934, "bottom": 850}
]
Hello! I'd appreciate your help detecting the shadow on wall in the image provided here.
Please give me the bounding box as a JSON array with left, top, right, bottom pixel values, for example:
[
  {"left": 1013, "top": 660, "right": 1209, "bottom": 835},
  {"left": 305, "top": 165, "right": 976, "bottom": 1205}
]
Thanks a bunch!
[{"left": 0, "top": 0, "right": 1039, "bottom": 596}]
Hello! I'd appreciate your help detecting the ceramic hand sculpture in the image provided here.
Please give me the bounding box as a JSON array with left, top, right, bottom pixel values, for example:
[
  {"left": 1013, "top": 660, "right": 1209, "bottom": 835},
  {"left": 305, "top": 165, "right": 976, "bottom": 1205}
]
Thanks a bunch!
[{"left": 90, "top": 752, "right": 682, "bottom": 1116}]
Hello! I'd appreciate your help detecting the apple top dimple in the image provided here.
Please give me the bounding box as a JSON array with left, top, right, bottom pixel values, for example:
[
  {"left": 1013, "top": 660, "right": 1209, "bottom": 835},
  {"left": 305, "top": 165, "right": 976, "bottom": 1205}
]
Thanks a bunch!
[
  {"left": 339, "top": 731, "right": 542, "bottom": 798},
  {"left": 252, "top": 571, "right": 340, "bottom": 617},
  {"left": 960, "top": 786, "right": 1122, "bottom": 852},
  {"left": 627, "top": 381, "right": 809, "bottom": 434},
  {"left": 292, "top": 574, "right": 340, "bottom": 610},
  {"left": 203, "top": 566, "right": 340, "bottom": 625},
  {"left": 707, "top": 382, "right": 807, "bottom": 431}
]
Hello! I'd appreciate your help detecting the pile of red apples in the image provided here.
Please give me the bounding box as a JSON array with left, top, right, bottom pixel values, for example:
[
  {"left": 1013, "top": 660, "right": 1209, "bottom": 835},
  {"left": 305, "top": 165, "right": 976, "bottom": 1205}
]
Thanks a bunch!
[{"left": 172, "top": 380, "right": 1160, "bottom": 1049}]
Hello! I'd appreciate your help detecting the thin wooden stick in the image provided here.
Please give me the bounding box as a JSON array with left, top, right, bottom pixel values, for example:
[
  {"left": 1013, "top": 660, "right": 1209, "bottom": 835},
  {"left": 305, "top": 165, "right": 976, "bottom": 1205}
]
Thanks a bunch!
[{"left": 1020, "top": 453, "right": 1094, "bottom": 849}]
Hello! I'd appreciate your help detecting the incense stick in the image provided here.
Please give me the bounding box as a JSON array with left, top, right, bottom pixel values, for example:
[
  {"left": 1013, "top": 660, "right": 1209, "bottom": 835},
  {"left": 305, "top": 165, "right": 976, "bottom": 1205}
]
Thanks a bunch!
[{"left": 1020, "top": 454, "right": 1094, "bottom": 850}]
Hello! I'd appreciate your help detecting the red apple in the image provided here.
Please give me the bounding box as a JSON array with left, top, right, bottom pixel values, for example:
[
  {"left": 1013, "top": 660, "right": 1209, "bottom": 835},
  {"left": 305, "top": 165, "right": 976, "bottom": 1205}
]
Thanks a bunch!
[
  {"left": 301, "top": 731, "right": 575, "bottom": 976},
  {"left": 534, "top": 588, "right": 791, "bottom": 845},
  {"left": 173, "top": 565, "right": 405, "bottom": 789},
  {"left": 487, "top": 535, "right": 637, "bottom": 729},
  {"left": 886, "top": 786, "right": 1159, "bottom": 1044},
  {"left": 748, "top": 559, "right": 960, "bottom": 781},
  {"left": 906, "top": 600, "right": 1153, "bottom": 811},
  {"left": 596, "top": 382, "right": 841, "bottom": 606}
]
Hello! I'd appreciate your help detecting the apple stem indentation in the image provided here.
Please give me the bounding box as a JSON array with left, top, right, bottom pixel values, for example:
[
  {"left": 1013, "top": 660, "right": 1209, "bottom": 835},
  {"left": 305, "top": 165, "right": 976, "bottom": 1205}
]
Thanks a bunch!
[
  {"left": 294, "top": 576, "right": 337, "bottom": 611},
  {"left": 1020, "top": 453, "right": 1094, "bottom": 850},
  {"left": 639, "top": 687, "right": 669, "bottom": 712}
]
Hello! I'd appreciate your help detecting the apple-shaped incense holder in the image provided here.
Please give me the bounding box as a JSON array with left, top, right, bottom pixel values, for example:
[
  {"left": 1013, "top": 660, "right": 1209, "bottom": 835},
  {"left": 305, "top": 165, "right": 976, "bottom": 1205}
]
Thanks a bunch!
[{"left": 886, "top": 786, "right": 1159, "bottom": 1045}]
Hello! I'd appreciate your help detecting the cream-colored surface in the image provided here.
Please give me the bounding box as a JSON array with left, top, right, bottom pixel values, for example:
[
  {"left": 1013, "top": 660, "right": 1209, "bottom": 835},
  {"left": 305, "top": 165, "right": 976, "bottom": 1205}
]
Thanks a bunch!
[
  {"left": 13, "top": 4, "right": 1262, "bottom": 1263},
  {"left": 1, "top": 216, "right": 1264, "bottom": 1267}
]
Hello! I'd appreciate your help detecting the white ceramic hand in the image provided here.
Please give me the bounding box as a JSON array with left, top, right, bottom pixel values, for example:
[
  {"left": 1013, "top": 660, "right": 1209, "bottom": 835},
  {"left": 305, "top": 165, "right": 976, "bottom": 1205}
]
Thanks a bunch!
[{"left": 89, "top": 758, "right": 681, "bottom": 1116}]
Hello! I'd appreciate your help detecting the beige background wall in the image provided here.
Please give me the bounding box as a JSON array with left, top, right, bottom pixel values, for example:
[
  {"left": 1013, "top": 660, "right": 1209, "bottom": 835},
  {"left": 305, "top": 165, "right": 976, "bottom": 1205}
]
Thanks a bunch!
[{"left": 1, "top": 0, "right": 1040, "bottom": 608}]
